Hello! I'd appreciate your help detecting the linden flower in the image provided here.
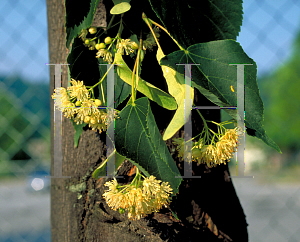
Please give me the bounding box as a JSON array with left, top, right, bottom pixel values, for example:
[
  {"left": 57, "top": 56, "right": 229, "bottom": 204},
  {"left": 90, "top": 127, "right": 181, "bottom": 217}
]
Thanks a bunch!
[
  {"left": 199, "top": 145, "right": 218, "bottom": 167},
  {"left": 74, "top": 99, "right": 94, "bottom": 123},
  {"left": 102, "top": 175, "right": 173, "bottom": 220},
  {"left": 142, "top": 175, "right": 161, "bottom": 196},
  {"left": 96, "top": 49, "right": 113, "bottom": 64},
  {"left": 194, "top": 128, "right": 242, "bottom": 167},
  {"left": 73, "top": 99, "right": 109, "bottom": 133},
  {"left": 83, "top": 40, "right": 96, "bottom": 50},
  {"left": 51, "top": 87, "right": 76, "bottom": 118},
  {"left": 149, "top": 180, "right": 173, "bottom": 212},
  {"left": 102, "top": 179, "right": 124, "bottom": 209},
  {"left": 67, "top": 79, "right": 89, "bottom": 101},
  {"left": 103, "top": 51, "right": 113, "bottom": 63},
  {"left": 173, "top": 127, "right": 242, "bottom": 168},
  {"left": 117, "top": 39, "right": 135, "bottom": 55},
  {"left": 51, "top": 79, "right": 112, "bottom": 134},
  {"left": 51, "top": 87, "right": 68, "bottom": 110},
  {"left": 96, "top": 49, "right": 106, "bottom": 58},
  {"left": 126, "top": 187, "right": 148, "bottom": 220},
  {"left": 216, "top": 139, "right": 233, "bottom": 164},
  {"left": 172, "top": 138, "right": 194, "bottom": 159},
  {"left": 78, "top": 29, "right": 88, "bottom": 40},
  {"left": 88, "top": 118, "right": 108, "bottom": 133}
]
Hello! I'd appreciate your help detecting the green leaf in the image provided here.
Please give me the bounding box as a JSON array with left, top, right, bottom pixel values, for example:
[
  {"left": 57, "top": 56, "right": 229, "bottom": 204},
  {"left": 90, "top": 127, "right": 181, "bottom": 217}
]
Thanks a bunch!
[
  {"left": 129, "top": 34, "right": 139, "bottom": 45},
  {"left": 160, "top": 40, "right": 281, "bottom": 153},
  {"left": 65, "top": 0, "right": 101, "bottom": 48},
  {"left": 98, "top": 58, "right": 131, "bottom": 108},
  {"left": 71, "top": 119, "right": 87, "bottom": 148},
  {"left": 114, "top": 78, "right": 132, "bottom": 108},
  {"left": 92, "top": 150, "right": 126, "bottom": 178},
  {"left": 148, "top": 0, "right": 243, "bottom": 48},
  {"left": 110, "top": 2, "right": 131, "bottom": 15},
  {"left": 156, "top": 47, "right": 194, "bottom": 140},
  {"left": 115, "top": 53, "right": 177, "bottom": 110},
  {"left": 111, "top": 97, "right": 182, "bottom": 195},
  {"left": 170, "top": 209, "right": 179, "bottom": 220},
  {"left": 192, "top": 82, "right": 238, "bottom": 119}
]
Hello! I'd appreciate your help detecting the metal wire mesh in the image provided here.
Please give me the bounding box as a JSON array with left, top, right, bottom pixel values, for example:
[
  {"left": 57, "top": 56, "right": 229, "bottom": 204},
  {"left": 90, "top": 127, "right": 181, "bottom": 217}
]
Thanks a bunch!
[
  {"left": 0, "top": 0, "right": 299, "bottom": 241},
  {"left": 233, "top": 2, "right": 300, "bottom": 241},
  {"left": 0, "top": 0, "right": 50, "bottom": 241},
  {"left": 0, "top": 76, "right": 50, "bottom": 172}
]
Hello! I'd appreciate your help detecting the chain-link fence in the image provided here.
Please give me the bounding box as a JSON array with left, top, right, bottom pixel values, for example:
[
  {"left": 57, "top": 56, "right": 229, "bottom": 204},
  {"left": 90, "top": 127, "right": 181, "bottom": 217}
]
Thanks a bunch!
[
  {"left": 0, "top": 0, "right": 51, "bottom": 241},
  {"left": 233, "top": 1, "right": 300, "bottom": 242},
  {"left": 0, "top": 0, "right": 299, "bottom": 241}
]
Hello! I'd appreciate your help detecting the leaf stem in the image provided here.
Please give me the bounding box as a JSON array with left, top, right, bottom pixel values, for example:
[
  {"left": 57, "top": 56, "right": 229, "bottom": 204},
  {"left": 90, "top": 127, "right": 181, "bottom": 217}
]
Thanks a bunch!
[
  {"left": 106, "top": 36, "right": 118, "bottom": 51},
  {"left": 148, "top": 18, "right": 185, "bottom": 51},
  {"left": 131, "top": 167, "right": 140, "bottom": 185},
  {"left": 134, "top": 33, "right": 143, "bottom": 95},
  {"left": 90, "top": 59, "right": 116, "bottom": 89},
  {"left": 196, "top": 109, "right": 208, "bottom": 130},
  {"left": 106, "top": 15, "right": 116, "bottom": 32},
  {"left": 131, "top": 50, "right": 139, "bottom": 103},
  {"left": 142, "top": 13, "right": 163, "bottom": 53},
  {"left": 100, "top": 83, "right": 105, "bottom": 105},
  {"left": 118, "top": 14, "right": 124, "bottom": 36},
  {"left": 90, "top": 88, "right": 95, "bottom": 99}
]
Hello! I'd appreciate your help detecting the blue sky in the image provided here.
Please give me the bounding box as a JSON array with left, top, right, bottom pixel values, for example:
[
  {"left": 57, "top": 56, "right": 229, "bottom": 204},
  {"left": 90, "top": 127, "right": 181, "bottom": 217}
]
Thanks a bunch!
[
  {"left": 238, "top": 0, "right": 300, "bottom": 77},
  {"left": 0, "top": 0, "right": 299, "bottom": 83},
  {"left": 0, "top": 0, "right": 49, "bottom": 82}
]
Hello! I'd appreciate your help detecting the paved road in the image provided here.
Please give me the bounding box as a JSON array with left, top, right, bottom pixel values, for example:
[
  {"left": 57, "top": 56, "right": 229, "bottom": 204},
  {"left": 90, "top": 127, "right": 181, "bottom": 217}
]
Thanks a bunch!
[
  {"left": 1, "top": 176, "right": 300, "bottom": 242},
  {"left": 232, "top": 174, "right": 300, "bottom": 242},
  {"left": 0, "top": 179, "right": 50, "bottom": 242}
]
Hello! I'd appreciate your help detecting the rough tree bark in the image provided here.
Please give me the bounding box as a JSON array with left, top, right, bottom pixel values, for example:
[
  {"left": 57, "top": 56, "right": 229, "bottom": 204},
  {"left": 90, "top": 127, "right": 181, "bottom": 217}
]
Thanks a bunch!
[{"left": 48, "top": 0, "right": 248, "bottom": 241}]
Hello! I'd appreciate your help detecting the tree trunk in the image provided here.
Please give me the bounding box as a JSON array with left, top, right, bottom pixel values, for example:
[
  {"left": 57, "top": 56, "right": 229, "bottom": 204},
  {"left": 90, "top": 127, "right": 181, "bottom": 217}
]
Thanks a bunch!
[{"left": 48, "top": 0, "right": 248, "bottom": 241}]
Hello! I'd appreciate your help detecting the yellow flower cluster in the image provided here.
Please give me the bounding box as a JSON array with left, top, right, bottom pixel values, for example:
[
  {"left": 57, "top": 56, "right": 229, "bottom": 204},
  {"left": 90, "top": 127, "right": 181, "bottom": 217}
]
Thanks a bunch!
[
  {"left": 51, "top": 79, "right": 111, "bottom": 133},
  {"left": 95, "top": 49, "right": 113, "bottom": 64},
  {"left": 116, "top": 39, "right": 136, "bottom": 55},
  {"left": 173, "top": 127, "right": 242, "bottom": 168},
  {"left": 78, "top": 26, "right": 160, "bottom": 64},
  {"left": 103, "top": 175, "right": 173, "bottom": 220}
]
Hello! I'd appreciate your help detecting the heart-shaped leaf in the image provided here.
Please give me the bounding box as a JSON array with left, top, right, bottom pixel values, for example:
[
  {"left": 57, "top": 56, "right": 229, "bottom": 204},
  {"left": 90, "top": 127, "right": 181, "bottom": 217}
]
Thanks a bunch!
[
  {"left": 160, "top": 40, "right": 281, "bottom": 153},
  {"left": 110, "top": 97, "right": 182, "bottom": 195}
]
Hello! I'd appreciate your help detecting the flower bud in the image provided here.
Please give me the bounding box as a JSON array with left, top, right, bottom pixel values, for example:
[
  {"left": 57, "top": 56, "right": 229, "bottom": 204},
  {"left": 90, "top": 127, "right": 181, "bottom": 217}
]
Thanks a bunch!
[
  {"left": 94, "top": 99, "right": 101, "bottom": 106},
  {"left": 104, "top": 37, "right": 112, "bottom": 44},
  {"left": 84, "top": 116, "right": 90, "bottom": 123},
  {"left": 90, "top": 118, "right": 97, "bottom": 124},
  {"left": 140, "top": 50, "right": 145, "bottom": 62},
  {"left": 89, "top": 27, "right": 97, "bottom": 34}
]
